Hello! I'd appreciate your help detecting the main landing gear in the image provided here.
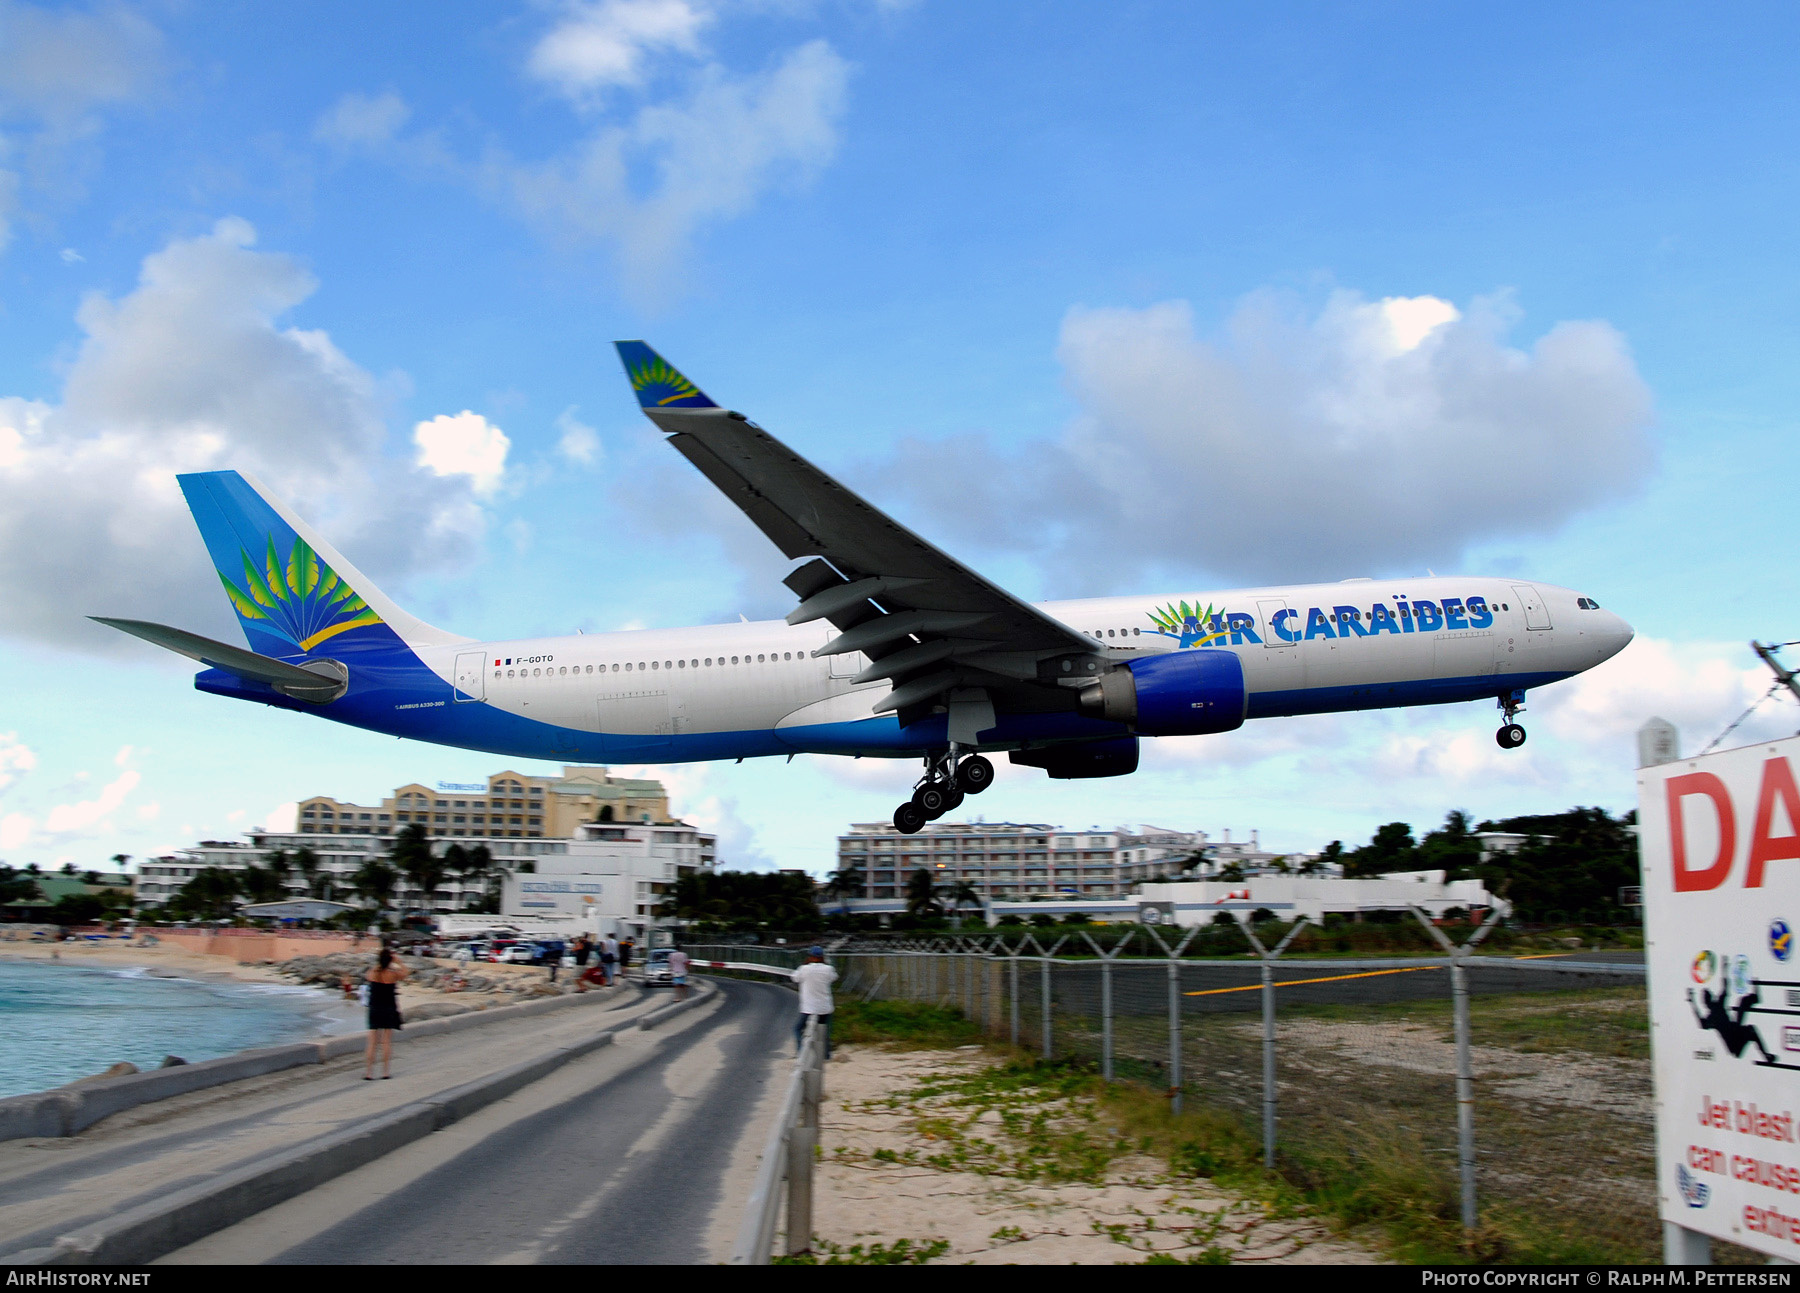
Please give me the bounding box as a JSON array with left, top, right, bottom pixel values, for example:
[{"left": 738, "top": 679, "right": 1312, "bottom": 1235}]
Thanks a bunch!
[
  {"left": 1496, "top": 689, "right": 1527, "bottom": 750},
  {"left": 893, "top": 748, "right": 994, "bottom": 834}
]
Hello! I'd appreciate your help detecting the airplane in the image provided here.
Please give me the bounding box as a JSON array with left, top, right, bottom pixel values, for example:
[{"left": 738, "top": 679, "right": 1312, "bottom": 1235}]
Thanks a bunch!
[{"left": 96, "top": 341, "right": 1635, "bottom": 834}]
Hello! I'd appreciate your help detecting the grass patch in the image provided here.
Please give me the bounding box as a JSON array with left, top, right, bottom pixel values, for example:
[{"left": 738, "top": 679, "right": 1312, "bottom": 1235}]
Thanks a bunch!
[
  {"left": 775, "top": 1238, "right": 951, "bottom": 1265},
  {"left": 833, "top": 996, "right": 987, "bottom": 1048}
]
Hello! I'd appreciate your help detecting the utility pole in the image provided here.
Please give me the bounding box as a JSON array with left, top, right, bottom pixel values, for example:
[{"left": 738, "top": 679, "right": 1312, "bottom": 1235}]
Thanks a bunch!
[{"left": 1752, "top": 641, "right": 1800, "bottom": 706}]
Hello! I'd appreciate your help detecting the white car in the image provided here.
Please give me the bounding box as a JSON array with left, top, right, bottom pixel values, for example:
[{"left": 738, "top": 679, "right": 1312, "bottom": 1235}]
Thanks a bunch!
[
  {"left": 643, "top": 948, "right": 675, "bottom": 985},
  {"left": 493, "top": 944, "right": 535, "bottom": 964}
]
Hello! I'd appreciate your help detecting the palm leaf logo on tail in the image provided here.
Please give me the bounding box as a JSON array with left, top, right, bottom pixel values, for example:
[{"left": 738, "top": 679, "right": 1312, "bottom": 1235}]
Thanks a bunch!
[{"left": 217, "top": 535, "right": 381, "bottom": 652}]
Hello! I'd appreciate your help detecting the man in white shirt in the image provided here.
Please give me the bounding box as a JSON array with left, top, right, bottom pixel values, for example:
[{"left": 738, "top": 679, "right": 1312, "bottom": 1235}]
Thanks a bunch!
[
  {"left": 667, "top": 947, "right": 691, "bottom": 1000},
  {"left": 791, "top": 946, "right": 838, "bottom": 1059}
]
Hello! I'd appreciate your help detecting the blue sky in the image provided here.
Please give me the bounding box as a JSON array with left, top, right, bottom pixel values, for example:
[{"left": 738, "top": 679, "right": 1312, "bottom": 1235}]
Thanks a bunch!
[{"left": 2, "top": 0, "right": 1796, "bottom": 875}]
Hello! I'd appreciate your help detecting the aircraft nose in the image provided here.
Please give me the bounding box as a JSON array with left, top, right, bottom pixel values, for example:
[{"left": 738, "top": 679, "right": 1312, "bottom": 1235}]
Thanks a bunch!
[{"left": 1602, "top": 611, "right": 1634, "bottom": 660}]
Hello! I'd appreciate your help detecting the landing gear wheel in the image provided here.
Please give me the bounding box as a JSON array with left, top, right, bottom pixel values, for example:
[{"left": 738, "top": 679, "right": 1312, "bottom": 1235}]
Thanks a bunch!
[
  {"left": 913, "top": 783, "right": 951, "bottom": 816},
  {"left": 940, "top": 788, "right": 965, "bottom": 815},
  {"left": 894, "top": 801, "right": 927, "bottom": 834},
  {"left": 1496, "top": 723, "right": 1527, "bottom": 750},
  {"left": 954, "top": 755, "right": 994, "bottom": 795}
]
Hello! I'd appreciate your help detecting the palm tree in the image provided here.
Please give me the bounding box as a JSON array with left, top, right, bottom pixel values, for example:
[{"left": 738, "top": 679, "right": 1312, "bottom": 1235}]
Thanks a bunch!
[
  {"left": 351, "top": 857, "right": 399, "bottom": 913},
  {"left": 905, "top": 868, "right": 942, "bottom": 917},
  {"left": 820, "top": 864, "right": 865, "bottom": 912},
  {"left": 944, "top": 880, "right": 982, "bottom": 916},
  {"left": 388, "top": 823, "right": 446, "bottom": 912},
  {"left": 291, "top": 845, "right": 324, "bottom": 897},
  {"left": 458, "top": 843, "right": 496, "bottom": 911}
]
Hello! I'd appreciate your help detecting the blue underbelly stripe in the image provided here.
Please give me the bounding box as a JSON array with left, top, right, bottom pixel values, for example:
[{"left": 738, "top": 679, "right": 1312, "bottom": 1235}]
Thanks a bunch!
[{"left": 197, "top": 652, "right": 1575, "bottom": 767}]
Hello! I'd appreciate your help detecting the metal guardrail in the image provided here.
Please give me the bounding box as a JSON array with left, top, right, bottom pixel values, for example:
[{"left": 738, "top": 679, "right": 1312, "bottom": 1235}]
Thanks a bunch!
[{"left": 730, "top": 1015, "right": 823, "bottom": 1263}]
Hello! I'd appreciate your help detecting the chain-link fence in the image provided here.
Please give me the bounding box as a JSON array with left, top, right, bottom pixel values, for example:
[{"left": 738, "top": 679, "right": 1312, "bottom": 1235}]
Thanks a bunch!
[{"left": 684, "top": 921, "right": 1682, "bottom": 1263}]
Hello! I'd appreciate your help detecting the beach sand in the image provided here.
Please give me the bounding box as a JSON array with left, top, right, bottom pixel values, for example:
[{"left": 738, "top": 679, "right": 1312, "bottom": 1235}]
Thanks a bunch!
[
  {"left": 0, "top": 937, "right": 562, "bottom": 1015},
  {"left": 810, "top": 1044, "right": 1381, "bottom": 1265}
]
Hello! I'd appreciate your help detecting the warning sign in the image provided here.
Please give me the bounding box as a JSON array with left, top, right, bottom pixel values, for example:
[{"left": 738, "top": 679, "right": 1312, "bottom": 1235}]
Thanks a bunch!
[{"left": 1640, "top": 735, "right": 1800, "bottom": 1259}]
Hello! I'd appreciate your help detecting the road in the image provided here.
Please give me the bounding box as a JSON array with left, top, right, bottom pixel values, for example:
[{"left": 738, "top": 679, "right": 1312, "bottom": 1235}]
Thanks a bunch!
[{"left": 166, "top": 978, "right": 795, "bottom": 1265}]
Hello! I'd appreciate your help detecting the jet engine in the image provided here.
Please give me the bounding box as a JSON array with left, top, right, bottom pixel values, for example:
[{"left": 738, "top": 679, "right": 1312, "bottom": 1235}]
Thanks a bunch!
[
  {"left": 1076, "top": 650, "right": 1247, "bottom": 736},
  {"left": 1009, "top": 737, "right": 1140, "bottom": 779}
]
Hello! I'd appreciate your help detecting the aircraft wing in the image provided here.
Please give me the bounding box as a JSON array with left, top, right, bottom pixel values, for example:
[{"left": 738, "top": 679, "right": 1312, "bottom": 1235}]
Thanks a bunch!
[{"left": 615, "top": 342, "right": 1102, "bottom": 725}]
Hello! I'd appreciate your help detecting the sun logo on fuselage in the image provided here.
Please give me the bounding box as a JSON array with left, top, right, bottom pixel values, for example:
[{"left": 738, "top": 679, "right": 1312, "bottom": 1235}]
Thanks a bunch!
[
  {"left": 628, "top": 357, "right": 704, "bottom": 407},
  {"left": 218, "top": 535, "right": 382, "bottom": 653},
  {"left": 1147, "top": 601, "right": 1227, "bottom": 648}
]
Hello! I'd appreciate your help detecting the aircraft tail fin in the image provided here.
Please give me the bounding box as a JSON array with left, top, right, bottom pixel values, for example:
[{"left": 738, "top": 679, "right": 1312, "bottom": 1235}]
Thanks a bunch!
[
  {"left": 614, "top": 341, "right": 718, "bottom": 410},
  {"left": 176, "top": 470, "right": 465, "bottom": 660}
]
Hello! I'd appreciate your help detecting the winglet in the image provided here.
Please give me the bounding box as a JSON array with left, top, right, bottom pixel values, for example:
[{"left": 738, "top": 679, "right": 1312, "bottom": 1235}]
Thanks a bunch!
[{"left": 614, "top": 341, "right": 718, "bottom": 410}]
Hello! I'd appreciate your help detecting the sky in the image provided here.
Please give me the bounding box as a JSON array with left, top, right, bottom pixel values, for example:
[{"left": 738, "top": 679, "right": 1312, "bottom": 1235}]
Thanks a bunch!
[{"left": 2, "top": 0, "right": 1797, "bottom": 876}]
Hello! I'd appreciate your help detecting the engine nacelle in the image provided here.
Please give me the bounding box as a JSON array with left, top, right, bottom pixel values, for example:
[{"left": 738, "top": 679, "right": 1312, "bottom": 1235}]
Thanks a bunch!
[
  {"left": 1009, "top": 737, "right": 1139, "bottom": 779},
  {"left": 1076, "top": 650, "right": 1247, "bottom": 737}
]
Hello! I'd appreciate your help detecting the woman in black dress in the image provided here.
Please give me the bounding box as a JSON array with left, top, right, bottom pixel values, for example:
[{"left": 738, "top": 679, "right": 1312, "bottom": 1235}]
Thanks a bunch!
[{"left": 363, "top": 946, "right": 408, "bottom": 1079}]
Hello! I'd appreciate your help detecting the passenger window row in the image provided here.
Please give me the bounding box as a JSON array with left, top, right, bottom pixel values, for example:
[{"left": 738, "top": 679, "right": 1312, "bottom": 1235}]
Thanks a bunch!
[{"left": 495, "top": 651, "right": 804, "bottom": 680}]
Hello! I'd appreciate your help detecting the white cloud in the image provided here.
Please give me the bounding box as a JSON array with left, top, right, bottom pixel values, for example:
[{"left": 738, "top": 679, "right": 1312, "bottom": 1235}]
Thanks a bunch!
[
  {"left": 264, "top": 801, "right": 298, "bottom": 832},
  {"left": 313, "top": 90, "right": 410, "bottom": 148},
  {"left": 0, "top": 813, "right": 30, "bottom": 850},
  {"left": 134, "top": 802, "right": 159, "bottom": 822},
  {"left": 321, "top": 12, "right": 850, "bottom": 296},
  {"left": 498, "top": 38, "right": 849, "bottom": 287},
  {"left": 0, "top": 218, "right": 498, "bottom": 650},
  {"left": 0, "top": 732, "right": 37, "bottom": 793},
  {"left": 1536, "top": 637, "right": 1795, "bottom": 759},
  {"left": 59, "top": 246, "right": 81, "bottom": 263},
  {"left": 870, "top": 289, "right": 1655, "bottom": 590},
  {"left": 1379, "top": 295, "right": 1460, "bottom": 351},
  {"left": 41, "top": 768, "right": 138, "bottom": 835},
  {"left": 529, "top": 0, "right": 711, "bottom": 100},
  {"left": 413, "top": 411, "right": 510, "bottom": 495},
  {"left": 555, "top": 407, "right": 601, "bottom": 465}
]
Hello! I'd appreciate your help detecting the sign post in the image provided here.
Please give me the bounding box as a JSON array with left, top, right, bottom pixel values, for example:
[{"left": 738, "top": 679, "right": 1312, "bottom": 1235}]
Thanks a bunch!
[{"left": 1640, "top": 729, "right": 1800, "bottom": 1263}]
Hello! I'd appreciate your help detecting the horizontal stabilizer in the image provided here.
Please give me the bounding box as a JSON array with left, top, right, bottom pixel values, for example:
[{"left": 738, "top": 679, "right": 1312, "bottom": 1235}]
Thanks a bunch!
[{"left": 92, "top": 617, "right": 348, "bottom": 703}]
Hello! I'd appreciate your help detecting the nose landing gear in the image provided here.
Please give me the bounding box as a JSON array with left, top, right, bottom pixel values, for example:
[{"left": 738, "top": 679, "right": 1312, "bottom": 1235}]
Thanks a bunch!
[
  {"left": 1495, "top": 690, "right": 1527, "bottom": 749},
  {"left": 891, "top": 747, "right": 995, "bottom": 834}
]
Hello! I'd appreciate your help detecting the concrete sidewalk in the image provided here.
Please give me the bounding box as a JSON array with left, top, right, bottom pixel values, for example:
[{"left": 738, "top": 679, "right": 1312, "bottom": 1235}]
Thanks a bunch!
[{"left": 0, "top": 982, "right": 694, "bottom": 1262}]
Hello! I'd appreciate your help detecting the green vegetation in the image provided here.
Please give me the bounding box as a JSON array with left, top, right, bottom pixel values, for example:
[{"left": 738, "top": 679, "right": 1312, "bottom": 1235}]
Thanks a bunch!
[
  {"left": 833, "top": 996, "right": 986, "bottom": 1048},
  {"left": 1331, "top": 806, "right": 1641, "bottom": 924},
  {"left": 664, "top": 869, "right": 823, "bottom": 932},
  {"left": 774, "top": 1237, "right": 951, "bottom": 1265}
]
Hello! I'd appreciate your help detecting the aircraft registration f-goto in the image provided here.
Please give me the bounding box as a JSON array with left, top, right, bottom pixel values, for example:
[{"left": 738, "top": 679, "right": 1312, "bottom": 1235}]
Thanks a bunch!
[{"left": 98, "top": 342, "right": 1634, "bottom": 834}]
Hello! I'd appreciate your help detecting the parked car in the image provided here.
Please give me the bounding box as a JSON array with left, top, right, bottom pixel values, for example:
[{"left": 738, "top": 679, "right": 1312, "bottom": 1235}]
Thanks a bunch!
[
  {"left": 530, "top": 940, "right": 567, "bottom": 965},
  {"left": 492, "top": 941, "right": 534, "bottom": 964},
  {"left": 642, "top": 947, "right": 674, "bottom": 985}
]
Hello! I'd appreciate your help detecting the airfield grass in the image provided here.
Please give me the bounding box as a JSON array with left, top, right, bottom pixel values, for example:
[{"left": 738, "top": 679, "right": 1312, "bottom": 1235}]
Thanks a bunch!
[{"left": 831, "top": 989, "right": 1741, "bottom": 1265}]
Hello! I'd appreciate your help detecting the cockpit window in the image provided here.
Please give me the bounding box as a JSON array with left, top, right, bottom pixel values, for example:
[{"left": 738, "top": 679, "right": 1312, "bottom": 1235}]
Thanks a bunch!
[{"left": 1576, "top": 596, "right": 1601, "bottom": 610}]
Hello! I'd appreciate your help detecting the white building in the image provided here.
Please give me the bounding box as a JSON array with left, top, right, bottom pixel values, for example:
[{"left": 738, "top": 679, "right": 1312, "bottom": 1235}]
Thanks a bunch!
[
  {"left": 1133, "top": 870, "right": 1496, "bottom": 927},
  {"left": 498, "top": 820, "right": 714, "bottom": 935},
  {"left": 833, "top": 821, "right": 1207, "bottom": 900},
  {"left": 136, "top": 820, "right": 715, "bottom": 919}
]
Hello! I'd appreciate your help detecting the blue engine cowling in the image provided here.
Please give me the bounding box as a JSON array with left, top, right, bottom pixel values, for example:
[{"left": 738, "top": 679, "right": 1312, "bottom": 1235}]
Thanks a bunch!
[
  {"left": 1009, "top": 737, "right": 1140, "bottom": 779},
  {"left": 1076, "top": 650, "right": 1247, "bottom": 736}
]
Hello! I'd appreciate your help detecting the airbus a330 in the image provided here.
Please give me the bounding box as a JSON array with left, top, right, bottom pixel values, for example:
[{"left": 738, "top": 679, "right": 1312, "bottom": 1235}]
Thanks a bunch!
[{"left": 98, "top": 342, "right": 1634, "bottom": 833}]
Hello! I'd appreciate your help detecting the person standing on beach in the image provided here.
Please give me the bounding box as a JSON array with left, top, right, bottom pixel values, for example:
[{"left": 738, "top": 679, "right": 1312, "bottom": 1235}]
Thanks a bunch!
[
  {"left": 618, "top": 937, "right": 634, "bottom": 980},
  {"left": 791, "top": 946, "right": 837, "bottom": 1059},
  {"left": 600, "top": 934, "right": 618, "bottom": 986},
  {"left": 363, "top": 946, "right": 408, "bottom": 1079}
]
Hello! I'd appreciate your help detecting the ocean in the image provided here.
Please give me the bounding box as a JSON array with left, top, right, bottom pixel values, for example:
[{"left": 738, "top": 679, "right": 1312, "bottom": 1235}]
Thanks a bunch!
[{"left": 0, "top": 959, "right": 352, "bottom": 1099}]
